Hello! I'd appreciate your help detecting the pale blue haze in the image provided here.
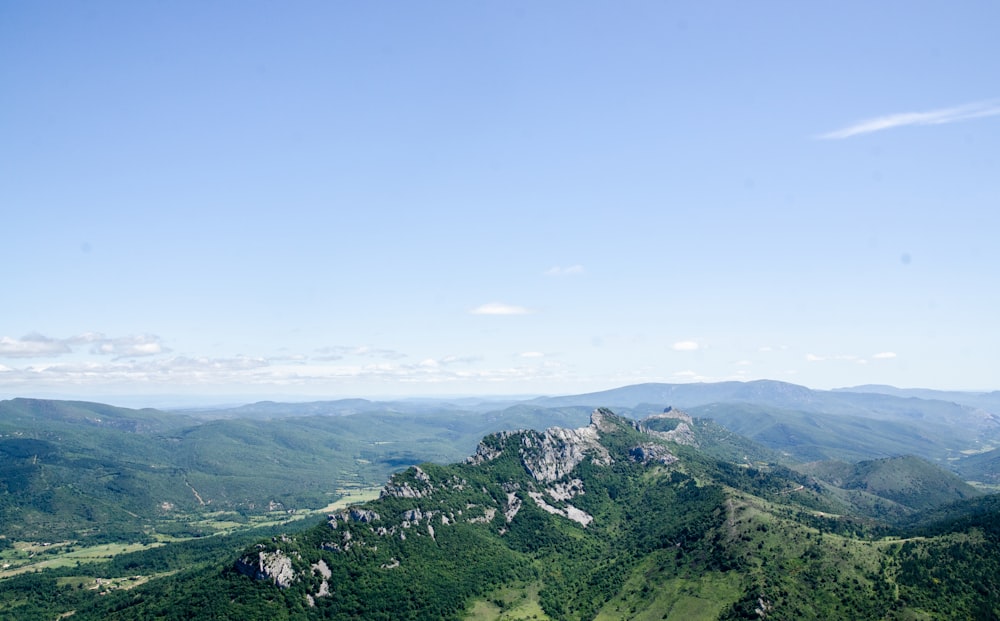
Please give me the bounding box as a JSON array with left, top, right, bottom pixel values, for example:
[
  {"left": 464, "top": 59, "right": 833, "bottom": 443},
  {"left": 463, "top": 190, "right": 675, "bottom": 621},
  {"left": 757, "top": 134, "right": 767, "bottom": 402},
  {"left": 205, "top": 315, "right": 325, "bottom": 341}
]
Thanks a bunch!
[{"left": 2, "top": 2, "right": 998, "bottom": 404}]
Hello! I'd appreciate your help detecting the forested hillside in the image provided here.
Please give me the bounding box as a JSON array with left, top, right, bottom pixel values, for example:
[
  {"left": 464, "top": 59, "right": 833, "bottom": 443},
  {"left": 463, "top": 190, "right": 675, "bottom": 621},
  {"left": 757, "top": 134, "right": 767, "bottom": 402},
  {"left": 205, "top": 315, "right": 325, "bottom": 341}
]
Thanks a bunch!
[
  {"left": 56, "top": 409, "right": 1000, "bottom": 621},
  {"left": 0, "top": 398, "right": 592, "bottom": 542},
  {"left": 4, "top": 383, "right": 1000, "bottom": 620}
]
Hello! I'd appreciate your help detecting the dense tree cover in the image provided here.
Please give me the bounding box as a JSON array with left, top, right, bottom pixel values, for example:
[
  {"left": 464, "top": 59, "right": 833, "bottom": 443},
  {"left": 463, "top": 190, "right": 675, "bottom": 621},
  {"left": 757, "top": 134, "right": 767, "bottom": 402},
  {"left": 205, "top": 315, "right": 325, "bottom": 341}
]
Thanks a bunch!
[
  {"left": 0, "top": 398, "right": 596, "bottom": 543},
  {"left": 0, "top": 521, "right": 310, "bottom": 620},
  {"left": 7, "top": 406, "right": 1000, "bottom": 620},
  {"left": 893, "top": 532, "right": 1000, "bottom": 619}
]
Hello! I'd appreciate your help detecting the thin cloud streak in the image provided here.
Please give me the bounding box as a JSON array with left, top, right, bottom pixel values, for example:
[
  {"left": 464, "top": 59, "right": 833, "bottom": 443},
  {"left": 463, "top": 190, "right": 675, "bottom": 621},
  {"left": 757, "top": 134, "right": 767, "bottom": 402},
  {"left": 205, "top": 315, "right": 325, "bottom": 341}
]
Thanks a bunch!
[
  {"left": 544, "top": 265, "right": 585, "bottom": 276},
  {"left": 819, "top": 99, "right": 1000, "bottom": 139},
  {"left": 469, "top": 302, "right": 533, "bottom": 315},
  {"left": 806, "top": 353, "right": 858, "bottom": 362},
  {"left": 0, "top": 332, "right": 168, "bottom": 359},
  {"left": 0, "top": 334, "right": 72, "bottom": 358},
  {"left": 313, "top": 345, "right": 406, "bottom": 361},
  {"left": 0, "top": 354, "right": 568, "bottom": 390}
]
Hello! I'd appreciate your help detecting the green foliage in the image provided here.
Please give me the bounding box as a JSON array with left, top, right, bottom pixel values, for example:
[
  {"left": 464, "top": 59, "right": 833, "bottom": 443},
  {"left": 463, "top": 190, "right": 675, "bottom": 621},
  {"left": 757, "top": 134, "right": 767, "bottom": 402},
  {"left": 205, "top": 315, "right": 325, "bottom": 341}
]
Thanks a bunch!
[
  {"left": 7, "top": 398, "right": 1000, "bottom": 620},
  {"left": 0, "top": 398, "right": 602, "bottom": 544},
  {"left": 841, "top": 456, "right": 982, "bottom": 510},
  {"left": 892, "top": 531, "right": 1000, "bottom": 619},
  {"left": 903, "top": 493, "right": 1000, "bottom": 536}
]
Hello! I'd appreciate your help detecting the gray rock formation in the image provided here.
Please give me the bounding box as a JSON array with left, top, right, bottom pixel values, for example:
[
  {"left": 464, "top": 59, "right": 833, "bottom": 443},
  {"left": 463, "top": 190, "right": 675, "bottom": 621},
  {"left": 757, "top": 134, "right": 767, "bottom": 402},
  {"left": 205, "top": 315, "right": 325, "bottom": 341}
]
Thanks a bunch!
[
  {"left": 235, "top": 548, "right": 296, "bottom": 588},
  {"left": 238, "top": 407, "right": 697, "bottom": 588},
  {"left": 519, "top": 411, "right": 614, "bottom": 483},
  {"left": 629, "top": 443, "right": 678, "bottom": 465},
  {"left": 641, "top": 408, "right": 698, "bottom": 446},
  {"left": 328, "top": 507, "right": 381, "bottom": 529}
]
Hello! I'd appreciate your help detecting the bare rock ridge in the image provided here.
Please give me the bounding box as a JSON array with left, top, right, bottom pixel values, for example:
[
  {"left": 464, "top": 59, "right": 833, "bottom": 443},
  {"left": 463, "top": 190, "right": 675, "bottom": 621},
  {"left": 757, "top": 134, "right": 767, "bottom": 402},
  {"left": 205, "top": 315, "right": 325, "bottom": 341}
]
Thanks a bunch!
[
  {"left": 235, "top": 546, "right": 297, "bottom": 589},
  {"left": 638, "top": 406, "right": 698, "bottom": 447},
  {"left": 236, "top": 407, "right": 691, "bottom": 603}
]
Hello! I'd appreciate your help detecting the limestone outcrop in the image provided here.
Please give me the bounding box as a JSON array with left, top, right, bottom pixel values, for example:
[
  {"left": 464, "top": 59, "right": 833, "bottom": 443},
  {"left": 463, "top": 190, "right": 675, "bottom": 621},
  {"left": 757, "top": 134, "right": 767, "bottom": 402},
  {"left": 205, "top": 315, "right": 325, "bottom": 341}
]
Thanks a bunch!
[
  {"left": 235, "top": 547, "right": 297, "bottom": 588},
  {"left": 238, "top": 407, "right": 694, "bottom": 594}
]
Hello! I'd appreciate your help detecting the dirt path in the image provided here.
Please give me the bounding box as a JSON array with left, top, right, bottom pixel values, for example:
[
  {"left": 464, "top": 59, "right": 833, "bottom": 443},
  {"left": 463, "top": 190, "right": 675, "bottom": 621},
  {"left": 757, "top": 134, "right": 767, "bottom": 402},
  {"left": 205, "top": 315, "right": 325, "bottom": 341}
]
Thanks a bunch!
[{"left": 184, "top": 477, "right": 206, "bottom": 505}]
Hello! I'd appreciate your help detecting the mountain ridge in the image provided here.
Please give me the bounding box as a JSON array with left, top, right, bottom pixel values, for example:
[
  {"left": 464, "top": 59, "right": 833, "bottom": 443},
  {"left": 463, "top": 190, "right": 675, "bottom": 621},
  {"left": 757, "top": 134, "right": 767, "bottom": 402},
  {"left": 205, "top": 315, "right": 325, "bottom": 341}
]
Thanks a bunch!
[{"left": 232, "top": 408, "right": 1000, "bottom": 620}]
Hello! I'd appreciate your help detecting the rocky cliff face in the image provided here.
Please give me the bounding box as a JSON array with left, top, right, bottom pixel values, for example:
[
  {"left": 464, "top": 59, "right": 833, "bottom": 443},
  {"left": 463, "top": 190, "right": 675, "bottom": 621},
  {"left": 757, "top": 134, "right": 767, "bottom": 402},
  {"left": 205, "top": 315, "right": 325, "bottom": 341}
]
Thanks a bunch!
[
  {"left": 518, "top": 420, "right": 613, "bottom": 483},
  {"left": 236, "top": 407, "right": 691, "bottom": 603},
  {"left": 640, "top": 408, "right": 698, "bottom": 446},
  {"left": 235, "top": 546, "right": 297, "bottom": 588},
  {"left": 468, "top": 407, "right": 624, "bottom": 479}
]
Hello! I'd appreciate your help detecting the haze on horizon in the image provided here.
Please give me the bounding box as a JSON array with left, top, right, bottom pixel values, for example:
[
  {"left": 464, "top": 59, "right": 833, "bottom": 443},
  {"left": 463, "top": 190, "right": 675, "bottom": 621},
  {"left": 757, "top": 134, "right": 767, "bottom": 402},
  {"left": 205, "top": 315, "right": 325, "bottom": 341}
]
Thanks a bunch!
[{"left": 3, "top": 2, "right": 999, "bottom": 403}]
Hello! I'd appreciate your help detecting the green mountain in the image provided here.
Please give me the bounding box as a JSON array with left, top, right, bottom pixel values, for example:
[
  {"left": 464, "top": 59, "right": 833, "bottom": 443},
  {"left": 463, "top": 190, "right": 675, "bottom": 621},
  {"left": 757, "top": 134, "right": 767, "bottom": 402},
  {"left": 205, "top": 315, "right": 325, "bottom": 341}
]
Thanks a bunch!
[
  {"left": 0, "top": 397, "right": 596, "bottom": 542},
  {"left": 686, "top": 402, "right": 970, "bottom": 463},
  {"left": 534, "top": 380, "right": 1000, "bottom": 430},
  {"left": 0, "top": 397, "right": 194, "bottom": 432},
  {"left": 530, "top": 382, "right": 1000, "bottom": 465},
  {"left": 951, "top": 444, "right": 1000, "bottom": 484},
  {"left": 797, "top": 455, "right": 982, "bottom": 521},
  {"left": 60, "top": 409, "right": 1000, "bottom": 621}
]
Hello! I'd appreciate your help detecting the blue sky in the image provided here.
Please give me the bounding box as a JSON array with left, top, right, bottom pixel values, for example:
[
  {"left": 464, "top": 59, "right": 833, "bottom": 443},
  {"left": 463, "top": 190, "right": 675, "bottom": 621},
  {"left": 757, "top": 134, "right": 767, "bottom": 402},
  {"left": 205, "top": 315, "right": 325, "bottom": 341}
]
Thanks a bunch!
[{"left": 2, "top": 1, "right": 998, "bottom": 405}]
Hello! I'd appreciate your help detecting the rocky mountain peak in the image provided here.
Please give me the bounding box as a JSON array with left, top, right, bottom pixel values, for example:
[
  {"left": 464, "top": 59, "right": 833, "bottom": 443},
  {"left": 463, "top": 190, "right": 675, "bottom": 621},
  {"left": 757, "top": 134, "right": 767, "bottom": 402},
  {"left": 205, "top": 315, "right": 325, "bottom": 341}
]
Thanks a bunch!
[
  {"left": 589, "top": 406, "right": 625, "bottom": 432},
  {"left": 639, "top": 407, "right": 698, "bottom": 447},
  {"left": 469, "top": 409, "right": 630, "bottom": 482},
  {"left": 235, "top": 407, "right": 696, "bottom": 602}
]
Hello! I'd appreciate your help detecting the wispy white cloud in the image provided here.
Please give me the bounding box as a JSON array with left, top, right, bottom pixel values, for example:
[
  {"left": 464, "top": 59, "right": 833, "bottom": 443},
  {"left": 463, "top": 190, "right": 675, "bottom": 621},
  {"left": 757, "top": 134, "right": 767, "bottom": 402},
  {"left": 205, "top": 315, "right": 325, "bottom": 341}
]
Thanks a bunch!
[
  {"left": 544, "top": 265, "right": 585, "bottom": 276},
  {"left": 0, "top": 333, "right": 73, "bottom": 358},
  {"left": 268, "top": 353, "right": 309, "bottom": 362},
  {"left": 872, "top": 351, "right": 898, "bottom": 360},
  {"left": 672, "top": 340, "right": 700, "bottom": 352},
  {"left": 819, "top": 99, "right": 1000, "bottom": 139},
  {"left": 520, "top": 351, "right": 545, "bottom": 358},
  {"left": 0, "top": 333, "right": 578, "bottom": 393},
  {"left": 91, "top": 334, "right": 167, "bottom": 358},
  {"left": 0, "top": 350, "right": 576, "bottom": 391},
  {"left": 668, "top": 369, "right": 751, "bottom": 383},
  {"left": 439, "top": 355, "right": 482, "bottom": 365},
  {"left": 806, "top": 353, "right": 860, "bottom": 362},
  {"left": 0, "top": 355, "right": 269, "bottom": 388},
  {"left": 0, "top": 332, "right": 168, "bottom": 359},
  {"left": 313, "top": 345, "right": 406, "bottom": 361},
  {"left": 470, "top": 302, "right": 533, "bottom": 315}
]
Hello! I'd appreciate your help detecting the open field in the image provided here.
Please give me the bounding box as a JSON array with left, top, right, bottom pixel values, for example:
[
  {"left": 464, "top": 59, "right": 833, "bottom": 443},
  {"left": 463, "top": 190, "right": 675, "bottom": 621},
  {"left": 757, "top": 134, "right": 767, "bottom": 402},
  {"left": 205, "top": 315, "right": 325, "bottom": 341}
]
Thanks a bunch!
[
  {"left": 466, "top": 582, "right": 553, "bottom": 621},
  {"left": 316, "top": 486, "right": 383, "bottom": 513},
  {"left": 0, "top": 542, "right": 161, "bottom": 579},
  {"left": 0, "top": 486, "right": 385, "bottom": 581}
]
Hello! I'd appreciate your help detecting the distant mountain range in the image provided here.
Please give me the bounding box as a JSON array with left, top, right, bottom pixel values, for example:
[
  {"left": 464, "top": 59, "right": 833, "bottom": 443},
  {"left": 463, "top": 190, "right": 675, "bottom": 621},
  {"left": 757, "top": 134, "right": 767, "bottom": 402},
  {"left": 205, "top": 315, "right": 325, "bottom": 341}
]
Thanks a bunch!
[
  {"left": 3, "top": 380, "right": 1000, "bottom": 543},
  {"left": 835, "top": 384, "right": 1000, "bottom": 411},
  {"left": 533, "top": 380, "right": 1000, "bottom": 424}
]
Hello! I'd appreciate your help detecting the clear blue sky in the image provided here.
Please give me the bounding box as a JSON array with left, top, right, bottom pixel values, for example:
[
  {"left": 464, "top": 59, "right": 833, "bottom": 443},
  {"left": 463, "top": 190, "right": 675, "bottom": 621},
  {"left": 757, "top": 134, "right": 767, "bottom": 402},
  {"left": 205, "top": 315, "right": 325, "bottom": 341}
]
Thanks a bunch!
[{"left": 3, "top": 1, "right": 998, "bottom": 405}]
